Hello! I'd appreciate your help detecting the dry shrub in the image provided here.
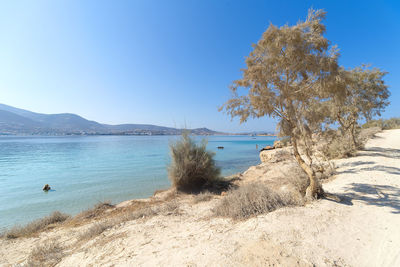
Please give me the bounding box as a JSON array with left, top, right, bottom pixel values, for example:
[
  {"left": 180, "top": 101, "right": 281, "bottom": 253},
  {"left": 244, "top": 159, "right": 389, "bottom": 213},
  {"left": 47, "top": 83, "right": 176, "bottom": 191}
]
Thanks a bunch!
[
  {"left": 311, "top": 159, "right": 336, "bottom": 182},
  {"left": 5, "top": 211, "right": 70, "bottom": 239},
  {"left": 322, "top": 127, "right": 381, "bottom": 159},
  {"left": 214, "top": 183, "right": 303, "bottom": 220},
  {"left": 122, "top": 200, "right": 179, "bottom": 221},
  {"left": 160, "top": 200, "right": 180, "bottom": 215},
  {"left": 284, "top": 171, "right": 309, "bottom": 195},
  {"left": 128, "top": 206, "right": 158, "bottom": 220},
  {"left": 64, "top": 201, "right": 115, "bottom": 228},
  {"left": 322, "top": 132, "right": 357, "bottom": 159},
  {"left": 76, "top": 201, "right": 114, "bottom": 220},
  {"left": 192, "top": 191, "right": 214, "bottom": 204},
  {"left": 79, "top": 199, "right": 182, "bottom": 241},
  {"left": 168, "top": 132, "right": 221, "bottom": 192},
  {"left": 357, "top": 127, "right": 381, "bottom": 148},
  {"left": 26, "top": 239, "right": 64, "bottom": 267},
  {"left": 129, "top": 200, "right": 180, "bottom": 220}
]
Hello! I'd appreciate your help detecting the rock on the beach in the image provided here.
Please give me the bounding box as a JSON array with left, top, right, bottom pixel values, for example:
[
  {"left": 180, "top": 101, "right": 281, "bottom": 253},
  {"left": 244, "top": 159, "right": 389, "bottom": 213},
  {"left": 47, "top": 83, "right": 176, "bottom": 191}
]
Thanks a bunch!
[
  {"left": 260, "top": 145, "right": 274, "bottom": 151},
  {"left": 273, "top": 140, "right": 283, "bottom": 148},
  {"left": 259, "top": 147, "right": 293, "bottom": 163}
]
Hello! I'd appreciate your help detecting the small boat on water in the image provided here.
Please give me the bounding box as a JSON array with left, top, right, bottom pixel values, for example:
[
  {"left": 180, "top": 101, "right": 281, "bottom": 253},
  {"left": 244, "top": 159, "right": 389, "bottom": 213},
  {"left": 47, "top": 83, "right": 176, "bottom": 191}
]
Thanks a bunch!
[{"left": 217, "top": 146, "right": 224, "bottom": 149}]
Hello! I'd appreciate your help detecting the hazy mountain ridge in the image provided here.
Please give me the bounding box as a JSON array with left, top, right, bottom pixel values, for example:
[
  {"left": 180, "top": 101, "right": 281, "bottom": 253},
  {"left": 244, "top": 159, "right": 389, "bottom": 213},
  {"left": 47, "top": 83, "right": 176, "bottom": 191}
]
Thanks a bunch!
[{"left": 0, "top": 104, "right": 221, "bottom": 135}]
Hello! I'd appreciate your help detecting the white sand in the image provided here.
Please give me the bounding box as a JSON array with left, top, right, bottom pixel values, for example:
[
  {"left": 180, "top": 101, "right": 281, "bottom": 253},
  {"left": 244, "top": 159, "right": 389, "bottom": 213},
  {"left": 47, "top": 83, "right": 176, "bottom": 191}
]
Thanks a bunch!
[{"left": 1, "top": 129, "right": 400, "bottom": 266}]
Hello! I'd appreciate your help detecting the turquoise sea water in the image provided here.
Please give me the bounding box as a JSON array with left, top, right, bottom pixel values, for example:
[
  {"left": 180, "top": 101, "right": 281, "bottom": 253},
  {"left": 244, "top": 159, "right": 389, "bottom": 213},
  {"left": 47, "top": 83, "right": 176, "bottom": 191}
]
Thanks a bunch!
[{"left": 0, "top": 135, "right": 275, "bottom": 230}]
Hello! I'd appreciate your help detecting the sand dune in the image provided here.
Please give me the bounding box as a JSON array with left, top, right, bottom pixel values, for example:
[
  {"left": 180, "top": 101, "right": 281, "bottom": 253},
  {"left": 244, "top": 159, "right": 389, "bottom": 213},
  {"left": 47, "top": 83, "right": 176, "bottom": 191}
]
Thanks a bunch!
[{"left": 1, "top": 129, "right": 400, "bottom": 266}]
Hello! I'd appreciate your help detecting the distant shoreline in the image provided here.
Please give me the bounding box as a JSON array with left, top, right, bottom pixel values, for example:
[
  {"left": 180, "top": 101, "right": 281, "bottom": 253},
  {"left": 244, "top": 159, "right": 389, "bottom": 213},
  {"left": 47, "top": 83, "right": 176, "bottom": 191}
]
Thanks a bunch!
[{"left": 0, "top": 133, "right": 277, "bottom": 137}]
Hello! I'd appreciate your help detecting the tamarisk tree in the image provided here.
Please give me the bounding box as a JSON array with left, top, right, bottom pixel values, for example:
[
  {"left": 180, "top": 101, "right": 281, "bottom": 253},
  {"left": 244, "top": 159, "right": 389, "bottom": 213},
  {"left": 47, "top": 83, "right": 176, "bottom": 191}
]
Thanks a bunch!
[
  {"left": 221, "top": 9, "right": 345, "bottom": 199},
  {"left": 332, "top": 66, "right": 389, "bottom": 147}
]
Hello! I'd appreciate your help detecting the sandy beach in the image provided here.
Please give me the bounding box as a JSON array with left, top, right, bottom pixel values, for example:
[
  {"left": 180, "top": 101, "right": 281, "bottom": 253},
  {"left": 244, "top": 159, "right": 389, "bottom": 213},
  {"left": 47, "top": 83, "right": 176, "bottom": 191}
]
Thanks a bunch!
[{"left": 1, "top": 129, "right": 400, "bottom": 266}]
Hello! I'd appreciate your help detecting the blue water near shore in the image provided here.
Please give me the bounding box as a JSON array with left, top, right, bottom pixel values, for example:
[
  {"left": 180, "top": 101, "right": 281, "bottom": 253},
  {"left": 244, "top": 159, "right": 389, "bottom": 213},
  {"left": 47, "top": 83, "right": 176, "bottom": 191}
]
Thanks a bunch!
[{"left": 0, "top": 135, "right": 275, "bottom": 230}]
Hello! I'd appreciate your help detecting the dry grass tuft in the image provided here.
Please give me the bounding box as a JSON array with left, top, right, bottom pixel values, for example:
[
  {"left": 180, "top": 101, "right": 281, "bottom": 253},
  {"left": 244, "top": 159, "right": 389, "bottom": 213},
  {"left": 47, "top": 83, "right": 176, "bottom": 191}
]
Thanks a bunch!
[
  {"left": 4, "top": 211, "right": 70, "bottom": 239},
  {"left": 3, "top": 193, "right": 182, "bottom": 242},
  {"left": 118, "top": 199, "right": 181, "bottom": 222},
  {"left": 65, "top": 201, "right": 115, "bottom": 227},
  {"left": 123, "top": 200, "right": 180, "bottom": 220},
  {"left": 159, "top": 200, "right": 181, "bottom": 215},
  {"left": 26, "top": 239, "right": 65, "bottom": 267},
  {"left": 77, "top": 201, "right": 114, "bottom": 220},
  {"left": 78, "top": 199, "right": 182, "bottom": 241},
  {"left": 214, "top": 183, "right": 303, "bottom": 220},
  {"left": 192, "top": 191, "right": 215, "bottom": 204}
]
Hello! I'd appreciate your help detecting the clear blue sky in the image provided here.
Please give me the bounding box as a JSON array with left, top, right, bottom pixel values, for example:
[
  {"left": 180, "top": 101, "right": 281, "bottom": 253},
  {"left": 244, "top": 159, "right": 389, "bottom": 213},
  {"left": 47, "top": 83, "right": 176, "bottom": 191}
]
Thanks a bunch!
[{"left": 0, "top": 0, "right": 399, "bottom": 132}]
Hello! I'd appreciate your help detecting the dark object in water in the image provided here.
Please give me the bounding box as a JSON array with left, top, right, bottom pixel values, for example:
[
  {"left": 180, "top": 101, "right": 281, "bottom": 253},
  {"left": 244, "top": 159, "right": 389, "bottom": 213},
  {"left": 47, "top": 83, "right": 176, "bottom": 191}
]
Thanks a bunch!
[
  {"left": 43, "top": 184, "right": 51, "bottom": 191},
  {"left": 217, "top": 146, "right": 224, "bottom": 149}
]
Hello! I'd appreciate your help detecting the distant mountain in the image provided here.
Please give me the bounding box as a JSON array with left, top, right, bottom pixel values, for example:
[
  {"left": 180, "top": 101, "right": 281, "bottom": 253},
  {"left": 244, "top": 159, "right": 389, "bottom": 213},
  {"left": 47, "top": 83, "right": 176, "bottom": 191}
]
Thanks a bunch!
[{"left": 0, "top": 103, "right": 222, "bottom": 136}]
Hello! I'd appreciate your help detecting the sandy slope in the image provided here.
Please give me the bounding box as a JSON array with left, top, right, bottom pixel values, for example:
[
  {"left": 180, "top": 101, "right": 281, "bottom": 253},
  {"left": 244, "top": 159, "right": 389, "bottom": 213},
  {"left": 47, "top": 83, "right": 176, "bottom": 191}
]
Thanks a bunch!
[{"left": 1, "top": 129, "right": 400, "bottom": 266}]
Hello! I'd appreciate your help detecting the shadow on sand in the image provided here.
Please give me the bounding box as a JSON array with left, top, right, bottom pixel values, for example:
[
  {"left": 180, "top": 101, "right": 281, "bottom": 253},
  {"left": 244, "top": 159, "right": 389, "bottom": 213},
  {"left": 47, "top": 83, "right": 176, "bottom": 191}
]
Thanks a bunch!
[
  {"left": 325, "top": 183, "right": 400, "bottom": 214},
  {"left": 337, "top": 165, "right": 400, "bottom": 176},
  {"left": 357, "top": 147, "right": 400, "bottom": 160}
]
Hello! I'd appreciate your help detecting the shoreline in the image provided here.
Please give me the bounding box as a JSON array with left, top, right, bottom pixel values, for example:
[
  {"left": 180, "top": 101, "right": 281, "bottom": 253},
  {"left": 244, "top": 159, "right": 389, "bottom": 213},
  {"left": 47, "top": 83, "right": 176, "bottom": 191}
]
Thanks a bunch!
[
  {"left": 0, "top": 135, "right": 275, "bottom": 231},
  {"left": 2, "top": 129, "right": 399, "bottom": 266}
]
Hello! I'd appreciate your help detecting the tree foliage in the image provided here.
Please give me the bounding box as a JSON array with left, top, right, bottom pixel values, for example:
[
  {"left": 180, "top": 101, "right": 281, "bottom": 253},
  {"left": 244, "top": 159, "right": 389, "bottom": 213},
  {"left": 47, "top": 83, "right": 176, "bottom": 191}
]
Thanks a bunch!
[
  {"left": 363, "top": 117, "right": 400, "bottom": 130},
  {"left": 221, "top": 9, "right": 344, "bottom": 199},
  {"left": 331, "top": 66, "right": 389, "bottom": 146}
]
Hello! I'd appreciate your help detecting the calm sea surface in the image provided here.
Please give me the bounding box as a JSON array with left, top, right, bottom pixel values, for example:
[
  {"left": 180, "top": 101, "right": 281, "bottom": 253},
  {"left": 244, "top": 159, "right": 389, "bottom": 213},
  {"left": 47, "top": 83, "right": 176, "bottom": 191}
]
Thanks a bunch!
[{"left": 0, "top": 135, "right": 275, "bottom": 230}]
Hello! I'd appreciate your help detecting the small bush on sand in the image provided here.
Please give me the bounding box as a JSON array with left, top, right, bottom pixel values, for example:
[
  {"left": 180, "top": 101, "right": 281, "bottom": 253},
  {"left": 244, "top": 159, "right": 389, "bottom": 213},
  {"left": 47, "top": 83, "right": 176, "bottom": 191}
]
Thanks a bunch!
[
  {"left": 168, "top": 132, "right": 221, "bottom": 192},
  {"left": 214, "top": 183, "right": 303, "bottom": 220},
  {"left": 5, "top": 211, "right": 70, "bottom": 239},
  {"left": 26, "top": 239, "right": 64, "bottom": 267}
]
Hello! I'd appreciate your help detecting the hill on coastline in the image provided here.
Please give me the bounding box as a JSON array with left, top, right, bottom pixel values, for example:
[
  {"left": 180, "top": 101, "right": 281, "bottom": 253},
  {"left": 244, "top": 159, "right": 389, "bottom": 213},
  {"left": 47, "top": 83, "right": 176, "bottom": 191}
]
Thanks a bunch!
[{"left": 0, "top": 104, "right": 221, "bottom": 136}]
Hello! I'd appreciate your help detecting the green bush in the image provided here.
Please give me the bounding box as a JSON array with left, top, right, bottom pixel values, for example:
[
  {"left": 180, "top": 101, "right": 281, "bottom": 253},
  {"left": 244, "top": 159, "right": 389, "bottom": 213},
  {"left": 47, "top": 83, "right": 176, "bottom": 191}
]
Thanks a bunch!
[{"left": 168, "top": 132, "right": 220, "bottom": 192}]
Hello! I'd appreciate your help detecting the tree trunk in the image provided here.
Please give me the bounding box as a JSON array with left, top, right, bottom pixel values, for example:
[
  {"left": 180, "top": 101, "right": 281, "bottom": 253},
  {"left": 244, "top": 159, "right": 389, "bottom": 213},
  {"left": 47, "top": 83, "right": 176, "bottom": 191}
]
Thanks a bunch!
[
  {"left": 291, "top": 136, "right": 324, "bottom": 200},
  {"left": 350, "top": 123, "right": 357, "bottom": 148}
]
